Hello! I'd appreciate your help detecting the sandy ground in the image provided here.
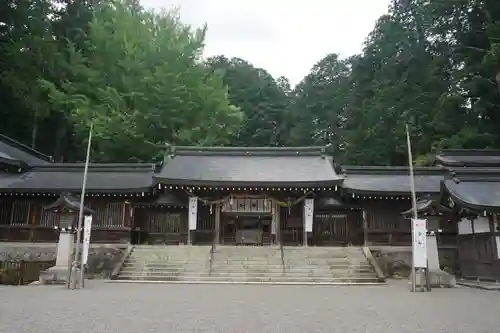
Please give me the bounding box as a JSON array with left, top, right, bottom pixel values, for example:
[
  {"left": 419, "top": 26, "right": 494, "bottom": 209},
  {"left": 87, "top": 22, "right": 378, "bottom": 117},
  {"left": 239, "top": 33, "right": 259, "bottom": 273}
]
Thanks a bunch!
[{"left": 0, "top": 280, "right": 498, "bottom": 333}]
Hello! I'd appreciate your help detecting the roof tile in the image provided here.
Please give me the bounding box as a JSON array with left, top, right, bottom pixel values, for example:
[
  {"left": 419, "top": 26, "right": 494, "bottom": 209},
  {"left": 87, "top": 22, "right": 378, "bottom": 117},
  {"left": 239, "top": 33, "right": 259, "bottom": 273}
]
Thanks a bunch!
[{"left": 154, "top": 146, "right": 342, "bottom": 187}]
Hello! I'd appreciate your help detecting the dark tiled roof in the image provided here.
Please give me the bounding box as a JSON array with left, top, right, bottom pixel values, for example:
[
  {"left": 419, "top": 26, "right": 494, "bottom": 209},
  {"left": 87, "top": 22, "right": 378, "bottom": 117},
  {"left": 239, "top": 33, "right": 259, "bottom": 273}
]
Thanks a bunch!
[
  {"left": 315, "top": 197, "right": 357, "bottom": 210},
  {"left": 44, "top": 192, "right": 95, "bottom": 214},
  {"left": 0, "top": 151, "right": 23, "bottom": 167},
  {"left": 155, "top": 193, "right": 187, "bottom": 206},
  {"left": 1, "top": 163, "right": 155, "bottom": 193},
  {"left": 440, "top": 167, "right": 500, "bottom": 212},
  {"left": 435, "top": 149, "right": 500, "bottom": 167},
  {"left": 154, "top": 146, "right": 342, "bottom": 187},
  {"left": 341, "top": 166, "right": 445, "bottom": 195},
  {"left": 0, "top": 172, "right": 25, "bottom": 188},
  {"left": 0, "top": 134, "right": 52, "bottom": 165},
  {"left": 401, "top": 199, "right": 434, "bottom": 216},
  {"left": 441, "top": 179, "right": 500, "bottom": 212}
]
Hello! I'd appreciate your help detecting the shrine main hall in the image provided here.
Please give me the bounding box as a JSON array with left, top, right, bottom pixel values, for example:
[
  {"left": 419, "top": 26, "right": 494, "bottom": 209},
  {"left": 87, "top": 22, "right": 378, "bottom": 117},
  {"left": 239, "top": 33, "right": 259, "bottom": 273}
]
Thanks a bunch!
[{"left": 0, "top": 134, "right": 499, "bottom": 281}]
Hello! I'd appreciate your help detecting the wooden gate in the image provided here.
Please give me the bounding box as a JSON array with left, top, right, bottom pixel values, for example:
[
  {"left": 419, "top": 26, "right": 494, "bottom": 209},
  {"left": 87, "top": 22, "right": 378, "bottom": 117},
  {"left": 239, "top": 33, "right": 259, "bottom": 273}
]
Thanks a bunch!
[
  {"left": 458, "top": 233, "right": 500, "bottom": 280},
  {"left": 145, "top": 210, "right": 185, "bottom": 245},
  {"left": 313, "top": 213, "right": 349, "bottom": 246}
]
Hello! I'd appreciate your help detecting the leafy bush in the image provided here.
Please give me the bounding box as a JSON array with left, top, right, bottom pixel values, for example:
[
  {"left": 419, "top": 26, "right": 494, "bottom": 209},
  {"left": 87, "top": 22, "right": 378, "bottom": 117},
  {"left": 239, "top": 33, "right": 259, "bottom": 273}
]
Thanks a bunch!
[{"left": 0, "top": 267, "right": 20, "bottom": 285}]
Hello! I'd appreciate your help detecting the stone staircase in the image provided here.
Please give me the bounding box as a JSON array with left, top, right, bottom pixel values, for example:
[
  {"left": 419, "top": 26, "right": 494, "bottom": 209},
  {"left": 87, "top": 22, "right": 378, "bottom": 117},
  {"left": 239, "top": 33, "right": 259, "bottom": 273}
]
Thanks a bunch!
[
  {"left": 283, "top": 247, "right": 383, "bottom": 284},
  {"left": 116, "top": 245, "right": 211, "bottom": 281},
  {"left": 114, "top": 245, "right": 384, "bottom": 284},
  {"left": 208, "top": 245, "right": 284, "bottom": 283}
]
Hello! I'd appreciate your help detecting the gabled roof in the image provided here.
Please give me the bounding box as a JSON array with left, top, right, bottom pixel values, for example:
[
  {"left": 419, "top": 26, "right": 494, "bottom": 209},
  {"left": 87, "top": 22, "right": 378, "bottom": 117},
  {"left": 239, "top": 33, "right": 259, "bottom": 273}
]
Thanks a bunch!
[
  {"left": 44, "top": 192, "right": 95, "bottom": 214},
  {"left": 400, "top": 197, "right": 452, "bottom": 216},
  {"left": 440, "top": 167, "right": 500, "bottom": 213},
  {"left": 0, "top": 134, "right": 52, "bottom": 166},
  {"left": 341, "top": 166, "right": 445, "bottom": 195},
  {"left": 154, "top": 146, "right": 343, "bottom": 187},
  {"left": 435, "top": 149, "right": 500, "bottom": 167},
  {"left": 1, "top": 163, "right": 155, "bottom": 193}
]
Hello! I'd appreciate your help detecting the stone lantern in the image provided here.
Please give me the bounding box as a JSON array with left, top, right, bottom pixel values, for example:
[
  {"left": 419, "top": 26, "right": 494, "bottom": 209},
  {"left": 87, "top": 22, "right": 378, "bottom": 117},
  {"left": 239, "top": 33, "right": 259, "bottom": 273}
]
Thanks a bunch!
[{"left": 39, "top": 193, "right": 94, "bottom": 285}]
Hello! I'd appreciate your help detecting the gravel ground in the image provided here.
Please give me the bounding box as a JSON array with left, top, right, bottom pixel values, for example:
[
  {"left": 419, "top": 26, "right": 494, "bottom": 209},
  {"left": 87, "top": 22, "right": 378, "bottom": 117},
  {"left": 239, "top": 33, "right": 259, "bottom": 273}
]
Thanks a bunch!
[{"left": 0, "top": 281, "right": 499, "bottom": 333}]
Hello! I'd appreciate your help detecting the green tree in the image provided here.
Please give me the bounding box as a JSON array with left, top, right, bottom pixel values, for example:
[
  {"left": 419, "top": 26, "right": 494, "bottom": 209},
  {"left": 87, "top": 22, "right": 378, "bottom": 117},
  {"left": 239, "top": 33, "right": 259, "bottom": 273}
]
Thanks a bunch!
[
  {"left": 206, "top": 56, "right": 290, "bottom": 146},
  {"left": 42, "top": 1, "right": 242, "bottom": 162},
  {"left": 286, "top": 53, "right": 350, "bottom": 158}
]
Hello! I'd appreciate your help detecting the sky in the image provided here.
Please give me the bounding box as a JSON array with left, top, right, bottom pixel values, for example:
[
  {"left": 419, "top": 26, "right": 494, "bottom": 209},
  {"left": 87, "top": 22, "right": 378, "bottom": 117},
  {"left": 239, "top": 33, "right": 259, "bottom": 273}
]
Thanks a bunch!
[{"left": 140, "top": 0, "right": 390, "bottom": 86}]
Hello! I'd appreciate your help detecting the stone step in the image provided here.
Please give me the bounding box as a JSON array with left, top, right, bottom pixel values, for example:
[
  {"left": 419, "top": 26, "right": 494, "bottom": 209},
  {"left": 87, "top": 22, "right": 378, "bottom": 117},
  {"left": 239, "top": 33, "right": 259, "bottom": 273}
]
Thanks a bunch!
[
  {"left": 117, "top": 275, "right": 381, "bottom": 283},
  {"left": 210, "top": 263, "right": 372, "bottom": 268},
  {"left": 123, "top": 266, "right": 374, "bottom": 275},
  {"left": 117, "top": 245, "right": 380, "bottom": 284},
  {"left": 207, "top": 271, "right": 376, "bottom": 277},
  {"left": 124, "top": 262, "right": 207, "bottom": 267},
  {"left": 132, "top": 252, "right": 210, "bottom": 255},
  {"left": 209, "top": 266, "right": 372, "bottom": 272},
  {"left": 134, "top": 244, "right": 211, "bottom": 247},
  {"left": 121, "top": 268, "right": 375, "bottom": 276},
  {"left": 211, "top": 262, "right": 283, "bottom": 265},
  {"left": 118, "top": 273, "right": 381, "bottom": 283},
  {"left": 126, "top": 259, "right": 208, "bottom": 264},
  {"left": 206, "top": 271, "right": 377, "bottom": 276},
  {"left": 129, "top": 255, "right": 210, "bottom": 260}
]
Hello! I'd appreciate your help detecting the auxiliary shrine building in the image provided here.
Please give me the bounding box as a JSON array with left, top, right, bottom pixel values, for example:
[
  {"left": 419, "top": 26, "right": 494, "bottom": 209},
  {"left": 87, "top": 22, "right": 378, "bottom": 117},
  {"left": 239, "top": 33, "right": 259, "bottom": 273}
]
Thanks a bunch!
[{"left": 0, "top": 134, "right": 499, "bottom": 280}]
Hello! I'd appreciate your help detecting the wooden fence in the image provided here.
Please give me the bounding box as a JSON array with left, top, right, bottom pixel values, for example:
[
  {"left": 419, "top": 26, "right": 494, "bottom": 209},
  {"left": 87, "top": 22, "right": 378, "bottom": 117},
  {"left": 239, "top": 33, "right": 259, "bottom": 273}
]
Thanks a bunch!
[{"left": 0, "top": 260, "right": 55, "bottom": 285}]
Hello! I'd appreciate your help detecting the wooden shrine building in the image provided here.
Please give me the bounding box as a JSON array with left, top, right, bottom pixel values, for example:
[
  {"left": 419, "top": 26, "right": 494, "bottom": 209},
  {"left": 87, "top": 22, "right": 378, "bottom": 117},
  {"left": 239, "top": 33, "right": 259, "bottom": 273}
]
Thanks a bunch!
[
  {"left": 0, "top": 136, "right": 456, "bottom": 249},
  {"left": 436, "top": 150, "right": 500, "bottom": 280}
]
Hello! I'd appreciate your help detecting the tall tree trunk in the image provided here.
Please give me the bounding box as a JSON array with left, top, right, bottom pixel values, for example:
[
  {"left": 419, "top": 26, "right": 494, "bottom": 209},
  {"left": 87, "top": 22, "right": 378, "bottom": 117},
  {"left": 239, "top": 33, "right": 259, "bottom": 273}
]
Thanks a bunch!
[
  {"left": 31, "top": 110, "right": 38, "bottom": 149},
  {"left": 53, "top": 123, "right": 67, "bottom": 162},
  {"left": 496, "top": 71, "right": 500, "bottom": 96}
]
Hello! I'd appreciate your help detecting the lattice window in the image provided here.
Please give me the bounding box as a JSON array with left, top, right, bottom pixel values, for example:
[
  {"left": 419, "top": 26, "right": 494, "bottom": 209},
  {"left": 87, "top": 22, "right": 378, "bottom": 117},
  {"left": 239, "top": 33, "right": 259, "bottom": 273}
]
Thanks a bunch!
[
  {"left": 90, "top": 203, "right": 125, "bottom": 228},
  {"left": 198, "top": 206, "right": 215, "bottom": 230},
  {"left": 11, "top": 201, "right": 30, "bottom": 225},
  {"left": 280, "top": 204, "right": 302, "bottom": 228},
  {"left": 147, "top": 212, "right": 181, "bottom": 233},
  {"left": 39, "top": 209, "right": 57, "bottom": 227},
  {"left": 0, "top": 200, "right": 12, "bottom": 225}
]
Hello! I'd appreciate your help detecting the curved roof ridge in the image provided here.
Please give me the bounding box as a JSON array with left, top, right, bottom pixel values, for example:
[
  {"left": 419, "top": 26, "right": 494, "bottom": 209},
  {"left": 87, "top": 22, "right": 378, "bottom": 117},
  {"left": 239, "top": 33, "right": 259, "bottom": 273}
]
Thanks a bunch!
[
  {"left": 28, "top": 163, "right": 157, "bottom": 173},
  {"left": 0, "top": 134, "right": 53, "bottom": 163},
  {"left": 342, "top": 165, "right": 445, "bottom": 175},
  {"left": 437, "top": 149, "right": 500, "bottom": 156},
  {"left": 171, "top": 146, "right": 329, "bottom": 157}
]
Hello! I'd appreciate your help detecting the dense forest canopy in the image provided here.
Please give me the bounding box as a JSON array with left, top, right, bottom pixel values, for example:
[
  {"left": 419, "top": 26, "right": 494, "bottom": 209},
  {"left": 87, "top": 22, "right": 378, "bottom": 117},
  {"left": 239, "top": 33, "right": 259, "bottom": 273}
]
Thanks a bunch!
[{"left": 1, "top": 0, "right": 500, "bottom": 165}]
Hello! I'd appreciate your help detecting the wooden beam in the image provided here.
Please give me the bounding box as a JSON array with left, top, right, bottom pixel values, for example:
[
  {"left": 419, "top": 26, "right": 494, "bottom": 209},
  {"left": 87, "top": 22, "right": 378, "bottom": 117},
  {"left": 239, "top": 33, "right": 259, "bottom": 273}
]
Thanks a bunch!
[
  {"left": 121, "top": 202, "right": 126, "bottom": 227},
  {"left": 470, "top": 218, "right": 479, "bottom": 281},
  {"left": 214, "top": 203, "right": 221, "bottom": 245},
  {"left": 362, "top": 209, "right": 368, "bottom": 247}
]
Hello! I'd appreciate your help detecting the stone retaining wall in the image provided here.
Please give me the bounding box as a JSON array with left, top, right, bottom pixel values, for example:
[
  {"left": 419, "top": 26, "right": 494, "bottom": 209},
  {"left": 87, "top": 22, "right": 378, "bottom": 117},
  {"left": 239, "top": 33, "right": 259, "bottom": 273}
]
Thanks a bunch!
[
  {"left": 0, "top": 243, "right": 127, "bottom": 279},
  {"left": 370, "top": 246, "right": 458, "bottom": 279}
]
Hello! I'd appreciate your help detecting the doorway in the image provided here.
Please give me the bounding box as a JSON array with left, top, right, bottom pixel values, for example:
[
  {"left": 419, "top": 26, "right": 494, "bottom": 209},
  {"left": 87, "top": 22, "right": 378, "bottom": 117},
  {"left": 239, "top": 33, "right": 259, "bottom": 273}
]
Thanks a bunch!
[
  {"left": 222, "top": 214, "right": 272, "bottom": 245},
  {"left": 313, "top": 213, "right": 349, "bottom": 246}
]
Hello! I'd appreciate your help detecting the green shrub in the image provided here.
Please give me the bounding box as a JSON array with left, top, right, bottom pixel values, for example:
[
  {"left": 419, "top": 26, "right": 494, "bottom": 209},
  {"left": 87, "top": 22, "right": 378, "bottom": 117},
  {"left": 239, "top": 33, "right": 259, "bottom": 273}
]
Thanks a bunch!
[{"left": 0, "top": 267, "right": 21, "bottom": 285}]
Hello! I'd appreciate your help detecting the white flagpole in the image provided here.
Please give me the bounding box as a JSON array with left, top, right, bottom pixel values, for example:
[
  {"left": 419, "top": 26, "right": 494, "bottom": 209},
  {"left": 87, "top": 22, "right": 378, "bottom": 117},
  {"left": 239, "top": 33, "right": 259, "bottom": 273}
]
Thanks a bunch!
[
  {"left": 406, "top": 124, "right": 417, "bottom": 292},
  {"left": 71, "top": 122, "right": 93, "bottom": 289}
]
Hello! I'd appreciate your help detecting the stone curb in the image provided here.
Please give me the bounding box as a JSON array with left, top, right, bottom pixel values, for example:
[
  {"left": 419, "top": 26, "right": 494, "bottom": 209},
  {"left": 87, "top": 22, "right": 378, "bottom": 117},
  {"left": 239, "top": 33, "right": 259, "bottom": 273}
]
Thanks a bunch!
[
  {"left": 106, "top": 279, "right": 387, "bottom": 286},
  {"left": 457, "top": 282, "right": 500, "bottom": 291}
]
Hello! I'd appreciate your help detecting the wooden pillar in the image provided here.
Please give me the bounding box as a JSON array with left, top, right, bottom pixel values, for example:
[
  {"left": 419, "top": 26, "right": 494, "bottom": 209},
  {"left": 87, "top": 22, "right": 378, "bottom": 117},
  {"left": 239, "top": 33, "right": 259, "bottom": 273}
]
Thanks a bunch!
[
  {"left": 362, "top": 209, "right": 368, "bottom": 247},
  {"left": 215, "top": 203, "right": 221, "bottom": 245},
  {"left": 271, "top": 203, "right": 276, "bottom": 245},
  {"left": 121, "top": 202, "right": 127, "bottom": 227},
  {"left": 275, "top": 204, "right": 281, "bottom": 245},
  {"left": 27, "top": 203, "right": 33, "bottom": 242},
  {"left": 470, "top": 217, "right": 479, "bottom": 281},
  {"left": 488, "top": 214, "right": 498, "bottom": 282}
]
